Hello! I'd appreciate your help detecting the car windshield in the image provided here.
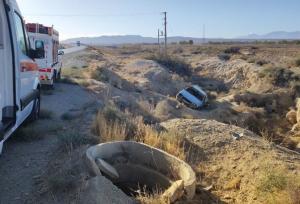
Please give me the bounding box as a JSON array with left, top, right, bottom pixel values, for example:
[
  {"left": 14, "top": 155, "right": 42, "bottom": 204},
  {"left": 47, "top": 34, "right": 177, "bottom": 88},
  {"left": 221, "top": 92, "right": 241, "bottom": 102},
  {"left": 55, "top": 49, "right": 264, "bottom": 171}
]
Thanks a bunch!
[{"left": 186, "top": 87, "right": 205, "bottom": 101}]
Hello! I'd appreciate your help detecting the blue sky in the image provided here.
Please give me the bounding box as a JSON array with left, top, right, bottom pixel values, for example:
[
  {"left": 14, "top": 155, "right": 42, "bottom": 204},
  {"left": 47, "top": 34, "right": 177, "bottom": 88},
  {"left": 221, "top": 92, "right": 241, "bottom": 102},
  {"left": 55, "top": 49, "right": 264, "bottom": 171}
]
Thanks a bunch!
[{"left": 17, "top": 0, "right": 300, "bottom": 40}]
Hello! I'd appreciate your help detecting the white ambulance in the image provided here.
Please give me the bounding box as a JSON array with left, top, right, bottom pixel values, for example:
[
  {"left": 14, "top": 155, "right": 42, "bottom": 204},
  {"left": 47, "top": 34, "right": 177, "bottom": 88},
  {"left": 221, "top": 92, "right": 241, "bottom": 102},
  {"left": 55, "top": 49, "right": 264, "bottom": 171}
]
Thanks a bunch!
[
  {"left": 0, "top": 0, "right": 43, "bottom": 153},
  {"left": 26, "top": 23, "right": 63, "bottom": 87}
]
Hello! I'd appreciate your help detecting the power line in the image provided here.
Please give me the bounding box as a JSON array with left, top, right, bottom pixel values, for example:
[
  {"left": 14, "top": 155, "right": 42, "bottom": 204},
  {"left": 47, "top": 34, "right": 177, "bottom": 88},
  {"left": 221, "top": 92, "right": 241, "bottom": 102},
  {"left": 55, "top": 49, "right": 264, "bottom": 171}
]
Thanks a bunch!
[{"left": 24, "top": 12, "right": 160, "bottom": 17}]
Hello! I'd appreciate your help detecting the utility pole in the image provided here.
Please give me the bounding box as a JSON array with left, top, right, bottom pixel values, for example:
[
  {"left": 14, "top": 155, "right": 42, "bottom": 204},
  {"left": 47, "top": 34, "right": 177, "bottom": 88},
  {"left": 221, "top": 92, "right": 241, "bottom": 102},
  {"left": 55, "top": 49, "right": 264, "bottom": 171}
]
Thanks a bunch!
[
  {"left": 203, "top": 24, "right": 206, "bottom": 44},
  {"left": 158, "top": 29, "right": 160, "bottom": 53},
  {"left": 163, "top": 12, "right": 167, "bottom": 55}
]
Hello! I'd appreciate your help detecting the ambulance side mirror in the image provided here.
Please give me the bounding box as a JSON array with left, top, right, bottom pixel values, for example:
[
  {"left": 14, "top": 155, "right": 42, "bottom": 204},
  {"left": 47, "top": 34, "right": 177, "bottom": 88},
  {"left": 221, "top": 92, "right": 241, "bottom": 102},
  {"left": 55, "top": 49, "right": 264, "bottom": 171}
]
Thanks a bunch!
[
  {"left": 29, "top": 48, "right": 44, "bottom": 59},
  {"left": 58, "top": 50, "right": 64, "bottom": 56}
]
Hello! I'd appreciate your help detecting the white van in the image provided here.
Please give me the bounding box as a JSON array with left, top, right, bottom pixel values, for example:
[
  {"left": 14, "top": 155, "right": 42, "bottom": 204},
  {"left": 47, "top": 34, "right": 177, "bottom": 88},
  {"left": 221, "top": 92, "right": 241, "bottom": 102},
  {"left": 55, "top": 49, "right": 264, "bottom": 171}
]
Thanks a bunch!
[
  {"left": 26, "top": 23, "right": 63, "bottom": 87},
  {"left": 0, "top": 0, "right": 43, "bottom": 153}
]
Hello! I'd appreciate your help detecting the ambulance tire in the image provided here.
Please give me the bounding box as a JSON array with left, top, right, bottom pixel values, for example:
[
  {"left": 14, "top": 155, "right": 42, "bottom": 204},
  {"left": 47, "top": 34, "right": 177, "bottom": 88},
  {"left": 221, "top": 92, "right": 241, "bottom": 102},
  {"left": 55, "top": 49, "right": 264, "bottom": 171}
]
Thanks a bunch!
[
  {"left": 57, "top": 71, "right": 61, "bottom": 80},
  {"left": 28, "top": 89, "right": 41, "bottom": 122}
]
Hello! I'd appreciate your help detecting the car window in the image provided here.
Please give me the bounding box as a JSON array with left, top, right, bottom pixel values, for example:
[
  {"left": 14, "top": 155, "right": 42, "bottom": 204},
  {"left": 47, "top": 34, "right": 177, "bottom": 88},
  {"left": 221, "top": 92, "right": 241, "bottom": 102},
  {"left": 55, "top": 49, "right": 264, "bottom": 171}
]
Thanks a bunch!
[
  {"left": 14, "top": 12, "right": 27, "bottom": 55},
  {"left": 186, "top": 87, "right": 205, "bottom": 101}
]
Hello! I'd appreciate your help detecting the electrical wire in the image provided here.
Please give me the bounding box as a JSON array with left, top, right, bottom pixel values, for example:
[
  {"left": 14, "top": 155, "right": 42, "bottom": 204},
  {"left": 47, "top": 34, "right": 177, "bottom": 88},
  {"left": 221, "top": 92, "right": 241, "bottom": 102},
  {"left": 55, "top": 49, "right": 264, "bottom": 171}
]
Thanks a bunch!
[{"left": 24, "top": 12, "right": 160, "bottom": 17}]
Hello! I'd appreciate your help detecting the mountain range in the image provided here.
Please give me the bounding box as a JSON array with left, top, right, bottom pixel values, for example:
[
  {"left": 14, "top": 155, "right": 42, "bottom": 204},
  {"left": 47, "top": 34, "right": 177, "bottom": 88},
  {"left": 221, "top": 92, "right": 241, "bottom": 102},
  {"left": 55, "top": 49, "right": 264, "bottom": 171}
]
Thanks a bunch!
[
  {"left": 62, "top": 31, "right": 300, "bottom": 45},
  {"left": 238, "top": 31, "right": 300, "bottom": 39}
]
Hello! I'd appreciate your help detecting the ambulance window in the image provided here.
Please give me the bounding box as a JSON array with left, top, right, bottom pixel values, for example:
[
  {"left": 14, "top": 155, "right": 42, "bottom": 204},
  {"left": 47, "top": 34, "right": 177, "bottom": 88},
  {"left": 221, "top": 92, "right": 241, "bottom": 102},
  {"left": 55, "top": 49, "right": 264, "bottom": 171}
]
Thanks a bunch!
[
  {"left": 35, "top": 40, "right": 44, "bottom": 50},
  {"left": 35, "top": 40, "right": 45, "bottom": 58},
  {"left": 14, "top": 13, "right": 27, "bottom": 55}
]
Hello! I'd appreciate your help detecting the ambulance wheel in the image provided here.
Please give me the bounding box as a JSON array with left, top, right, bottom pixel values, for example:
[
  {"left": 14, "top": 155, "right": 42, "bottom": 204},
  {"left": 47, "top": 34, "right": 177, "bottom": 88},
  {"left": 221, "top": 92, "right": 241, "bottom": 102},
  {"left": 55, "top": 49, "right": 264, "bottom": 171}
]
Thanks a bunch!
[
  {"left": 29, "top": 89, "right": 41, "bottom": 122},
  {"left": 53, "top": 70, "right": 57, "bottom": 82},
  {"left": 49, "top": 78, "right": 55, "bottom": 90},
  {"left": 57, "top": 71, "right": 61, "bottom": 80}
]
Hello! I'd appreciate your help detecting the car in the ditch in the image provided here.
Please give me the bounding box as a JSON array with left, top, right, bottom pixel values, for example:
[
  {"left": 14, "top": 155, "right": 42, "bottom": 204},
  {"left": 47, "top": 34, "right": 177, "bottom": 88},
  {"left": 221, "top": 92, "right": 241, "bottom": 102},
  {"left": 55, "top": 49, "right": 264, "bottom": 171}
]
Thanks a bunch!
[{"left": 176, "top": 85, "right": 208, "bottom": 110}]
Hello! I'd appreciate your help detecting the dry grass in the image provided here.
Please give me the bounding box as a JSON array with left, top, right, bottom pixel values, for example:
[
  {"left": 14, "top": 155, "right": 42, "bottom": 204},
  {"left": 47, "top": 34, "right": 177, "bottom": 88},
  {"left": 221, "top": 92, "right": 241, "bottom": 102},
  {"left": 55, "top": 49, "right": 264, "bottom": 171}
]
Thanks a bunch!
[
  {"left": 14, "top": 120, "right": 62, "bottom": 142},
  {"left": 93, "top": 103, "right": 186, "bottom": 160},
  {"left": 256, "top": 166, "right": 300, "bottom": 204},
  {"left": 92, "top": 105, "right": 136, "bottom": 142},
  {"left": 62, "top": 67, "right": 85, "bottom": 79},
  {"left": 148, "top": 54, "right": 192, "bottom": 77},
  {"left": 61, "top": 112, "right": 77, "bottom": 121},
  {"left": 136, "top": 189, "right": 168, "bottom": 204}
]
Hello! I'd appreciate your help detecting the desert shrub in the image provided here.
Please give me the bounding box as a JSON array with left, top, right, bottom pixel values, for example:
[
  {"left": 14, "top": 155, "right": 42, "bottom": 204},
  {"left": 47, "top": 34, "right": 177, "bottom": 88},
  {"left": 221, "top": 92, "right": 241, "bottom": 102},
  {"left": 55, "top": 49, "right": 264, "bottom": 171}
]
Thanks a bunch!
[
  {"left": 62, "top": 67, "right": 84, "bottom": 79},
  {"left": 218, "top": 53, "right": 231, "bottom": 61},
  {"left": 90, "top": 67, "right": 109, "bottom": 82},
  {"left": 61, "top": 112, "right": 76, "bottom": 121},
  {"left": 259, "top": 67, "right": 300, "bottom": 87},
  {"left": 256, "top": 59, "right": 269, "bottom": 66},
  {"left": 247, "top": 58, "right": 256, "bottom": 63},
  {"left": 148, "top": 54, "right": 192, "bottom": 76},
  {"left": 93, "top": 104, "right": 186, "bottom": 160},
  {"left": 256, "top": 167, "right": 300, "bottom": 204},
  {"left": 224, "top": 47, "right": 240, "bottom": 54},
  {"left": 39, "top": 109, "right": 53, "bottom": 119},
  {"left": 45, "top": 148, "right": 88, "bottom": 192},
  {"left": 172, "top": 47, "right": 183, "bottom": 54},
  {"left": 295, "top": 58, "right": 300, "bottom": 67},
  {"left": 14, "top": 121, "right": 62, "bottom": 142},
  {"left": 57, "top": 131, "right": 93, "bottom": 152},
  {"left": 258, "top": 169, "right": 287, "bottom": 192},
  {"left": 59, "top": 77, "right": 78, "bottom": 85},
  {"left": 154, "top": 100, "right": 178, "bottom": 121},
  {"left": 92, "top": 105, "right": 137, "bottom": 142}
]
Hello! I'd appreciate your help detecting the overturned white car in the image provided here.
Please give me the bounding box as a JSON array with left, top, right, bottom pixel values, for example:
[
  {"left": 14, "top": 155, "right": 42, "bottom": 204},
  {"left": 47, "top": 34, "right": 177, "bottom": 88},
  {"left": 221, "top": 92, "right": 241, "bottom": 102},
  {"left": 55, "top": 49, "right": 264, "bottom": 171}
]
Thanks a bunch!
[{"left": 176, "top": 85, "right": 208, "bottom": 109}]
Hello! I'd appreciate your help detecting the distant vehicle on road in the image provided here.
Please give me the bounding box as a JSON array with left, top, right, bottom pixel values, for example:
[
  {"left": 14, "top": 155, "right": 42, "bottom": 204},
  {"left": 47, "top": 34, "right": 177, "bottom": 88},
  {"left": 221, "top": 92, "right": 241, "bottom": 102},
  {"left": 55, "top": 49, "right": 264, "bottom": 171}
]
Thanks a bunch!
[
  {"left": 26, "top": 23, "right": 63, "bottom": 88},
  {"left": 0, "top": 0, "right": 43, "bottom": 153},
  {"left": 76, "top": 41, "right": 81, "bottom": 46},
  {"left": 176, "top": 85, "right": 208, "bottom": 109}
]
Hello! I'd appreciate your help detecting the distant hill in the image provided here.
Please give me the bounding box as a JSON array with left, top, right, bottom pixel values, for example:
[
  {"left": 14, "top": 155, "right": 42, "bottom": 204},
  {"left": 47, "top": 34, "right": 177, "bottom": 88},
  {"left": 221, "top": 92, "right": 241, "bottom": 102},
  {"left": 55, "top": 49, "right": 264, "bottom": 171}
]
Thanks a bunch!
[
  {"left": 62, "top": 35, "right": 211, "bottom": 45},
  {"left": 238, "top": 31, "right": 300, "bottom": 40},
  {"left": 62, "top": 32, "right": 300, "bottom": 45}
]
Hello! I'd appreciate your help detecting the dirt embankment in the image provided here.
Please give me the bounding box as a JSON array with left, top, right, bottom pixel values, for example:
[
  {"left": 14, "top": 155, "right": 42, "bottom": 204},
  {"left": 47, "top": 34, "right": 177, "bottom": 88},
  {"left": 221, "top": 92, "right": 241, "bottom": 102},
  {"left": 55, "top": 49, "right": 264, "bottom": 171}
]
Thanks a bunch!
[
  {"left": 1, "top": 45, "right": 299, "bottom": 204},
  {"left": 59, "top": 45, "right": 300, "bottom": 203}
]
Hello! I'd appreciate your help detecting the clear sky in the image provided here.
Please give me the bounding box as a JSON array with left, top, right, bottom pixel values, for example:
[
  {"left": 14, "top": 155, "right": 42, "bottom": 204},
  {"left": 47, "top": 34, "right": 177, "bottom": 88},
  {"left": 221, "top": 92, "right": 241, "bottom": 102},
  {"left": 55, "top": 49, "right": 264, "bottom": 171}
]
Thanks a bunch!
[{"left": 17, "top": 0, "right": 300, "bottom": 40}]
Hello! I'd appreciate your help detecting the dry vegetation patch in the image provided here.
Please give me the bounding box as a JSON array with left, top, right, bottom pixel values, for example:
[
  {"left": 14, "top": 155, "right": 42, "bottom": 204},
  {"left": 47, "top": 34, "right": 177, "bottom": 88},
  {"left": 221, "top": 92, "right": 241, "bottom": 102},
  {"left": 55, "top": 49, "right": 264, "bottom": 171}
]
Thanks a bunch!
[{"left": 148, "top": 54, "right": 192, "bottom": 77}]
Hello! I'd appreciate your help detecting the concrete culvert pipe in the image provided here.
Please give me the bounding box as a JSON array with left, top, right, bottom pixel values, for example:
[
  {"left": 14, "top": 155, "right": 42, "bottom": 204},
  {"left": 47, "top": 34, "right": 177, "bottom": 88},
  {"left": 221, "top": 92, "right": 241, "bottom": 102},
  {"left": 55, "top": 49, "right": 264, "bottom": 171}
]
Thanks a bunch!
[{"left": 85, "top": 141, "right": 196, "bottom": 202}]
